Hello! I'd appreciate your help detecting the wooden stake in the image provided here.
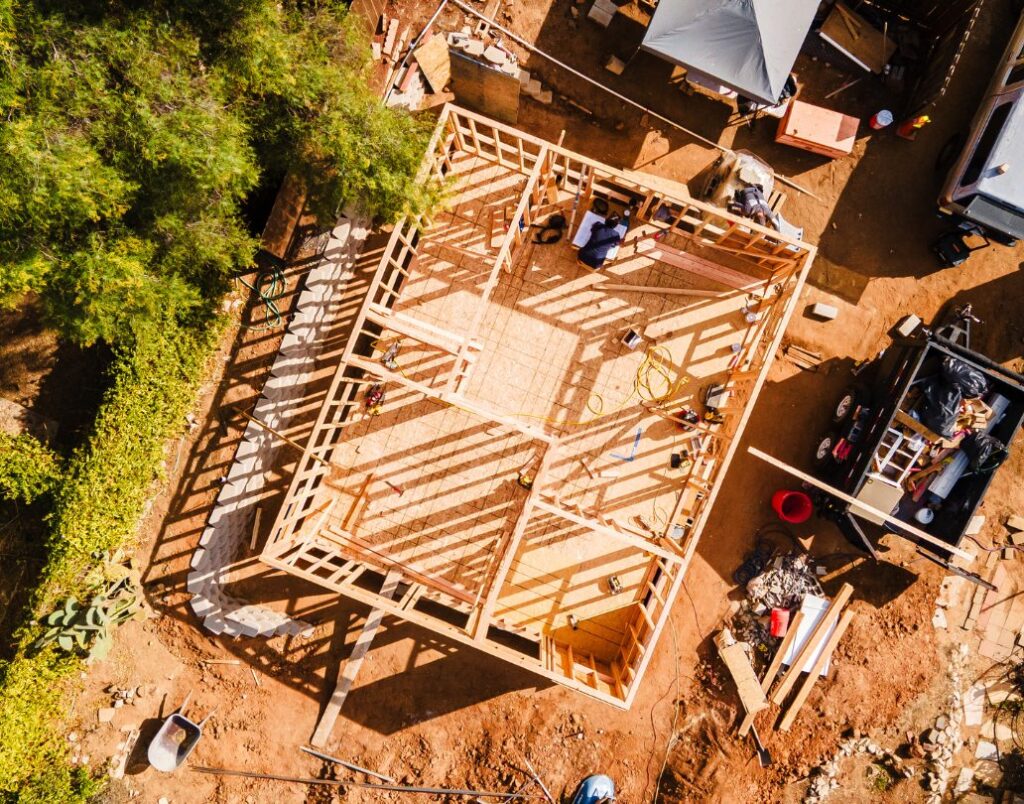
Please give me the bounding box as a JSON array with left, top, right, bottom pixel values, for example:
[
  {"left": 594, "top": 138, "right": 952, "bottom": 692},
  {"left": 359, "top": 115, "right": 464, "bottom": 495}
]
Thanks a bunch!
[
  {"left": 778, "top": 608, "right": 855, "bottom": 732},
  {"left": 249, "top": 507, "right": 262, "bottom": 552},
  {"left": 771, "top": 584, "right": 852, "bottom": 706}
]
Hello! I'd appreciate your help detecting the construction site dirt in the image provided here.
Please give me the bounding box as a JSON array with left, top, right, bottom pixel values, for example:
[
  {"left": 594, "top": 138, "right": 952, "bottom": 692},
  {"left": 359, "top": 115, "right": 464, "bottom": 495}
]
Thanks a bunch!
[{"left": 65, "top": 1, "right": 1024, "bottom": 802}]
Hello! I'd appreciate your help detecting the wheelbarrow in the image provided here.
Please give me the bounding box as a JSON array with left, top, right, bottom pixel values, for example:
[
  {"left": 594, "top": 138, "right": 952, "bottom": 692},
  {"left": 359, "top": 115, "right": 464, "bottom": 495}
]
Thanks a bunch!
[{"left": 147, "top": 693, "right": 215, "bottom": 772}]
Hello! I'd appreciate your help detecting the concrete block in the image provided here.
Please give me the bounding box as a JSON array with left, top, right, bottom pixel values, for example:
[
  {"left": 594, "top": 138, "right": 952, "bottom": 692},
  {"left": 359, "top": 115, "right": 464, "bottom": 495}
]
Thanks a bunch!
[
  {"left": 1008, "top": 515, "right": 1024, "bottom": 532},
  {"left": 190, "top": 548, "right": 208, "bottom": 570},
  {"left": 895, "top": 314, "right": 922, "bottom": 337},
  {"left": 587, "top": 3, "right": 614, "bottom": 26},
  {"left": 190, "top": 596, "right": 216, "bottom": 619},
  {"left": 517, "top": 68, "right": 531, "bottom": 85},
  {"left": 535, "top": 90, "right": 553, "bottom": 104},
  {"left": 809, "top": 302, "right": 839, "bottom": 321},
  {"left": 1012, "top": 531, "right": 1024, "bottom": 546},
  {"left": 1004, "top": 547, "right": 1017, "bottom": 561},
  {"left": 605, "top": 55, "right": 626, "bottom": 75},
  {"left": 198, "top": 614, "right": 225, "bottom": 635},
  {"left": 524, "top": 78, "right": 542, "bottom": 97},
  {"left": 965, "top": 514, "right": 985, "bottom": 536}
]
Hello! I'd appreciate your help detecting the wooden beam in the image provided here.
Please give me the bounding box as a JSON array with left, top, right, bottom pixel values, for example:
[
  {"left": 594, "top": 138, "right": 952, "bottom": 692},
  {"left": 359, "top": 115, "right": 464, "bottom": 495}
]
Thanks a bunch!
[
  {"left": 746, "top": 447, "right": 973, "bottom": 561},
  {"left": 636, "top": 239, "right": 764, "bottom": 292},
  {"left": 738, "top": 609, "right": 805, "bottom": 737},
  {"left": 310, "top": 570, "right": 401, "bottom": 747},
  {"left": 598, "top": 283, "right": 730, "bottom": 299},
  {"left": 778, "top": 608, "right": 855, "bottom": 732},
  {"left": 533, "top": 496, "right": 682, "bottom": 563},
  {"left": 771, "top": 584, "right": 852, "bottom": 706}
]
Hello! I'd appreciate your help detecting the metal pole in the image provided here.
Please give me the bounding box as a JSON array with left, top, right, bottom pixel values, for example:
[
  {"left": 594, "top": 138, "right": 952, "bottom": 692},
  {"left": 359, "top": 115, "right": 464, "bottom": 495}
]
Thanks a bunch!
[
  {"left": 447, "top": 0, "right": 817, "bottom": 199},
  {"left": 191, "top": 765, "right": 542, "bottom": 799},
  {"left": 300, "top": 746, "right": 395, "bottom": 784}
]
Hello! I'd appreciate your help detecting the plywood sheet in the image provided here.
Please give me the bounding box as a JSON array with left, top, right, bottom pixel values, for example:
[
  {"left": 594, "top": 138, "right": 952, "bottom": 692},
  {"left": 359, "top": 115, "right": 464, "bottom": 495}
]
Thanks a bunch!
[
  {"left": 820, "top": 3, "right": 897, "bottom": 74},
  {"left": 450, "top": 50, "right": 520, "bottom": 124},
  {"left": 415, "top": 34, "right": 451, "bottom": 93}
]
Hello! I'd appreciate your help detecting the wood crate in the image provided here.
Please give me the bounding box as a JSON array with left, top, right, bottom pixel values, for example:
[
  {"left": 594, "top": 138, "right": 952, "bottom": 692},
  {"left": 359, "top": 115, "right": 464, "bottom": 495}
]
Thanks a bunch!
[{"left": 776, "top": 100, "right": 859, "bottom": 159}]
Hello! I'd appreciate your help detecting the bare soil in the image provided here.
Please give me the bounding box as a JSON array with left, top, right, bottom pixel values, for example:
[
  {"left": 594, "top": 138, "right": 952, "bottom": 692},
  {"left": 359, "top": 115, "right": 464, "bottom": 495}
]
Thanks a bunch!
[{"left": 67, "top": 1, "right": 1024, "bottom": 802}]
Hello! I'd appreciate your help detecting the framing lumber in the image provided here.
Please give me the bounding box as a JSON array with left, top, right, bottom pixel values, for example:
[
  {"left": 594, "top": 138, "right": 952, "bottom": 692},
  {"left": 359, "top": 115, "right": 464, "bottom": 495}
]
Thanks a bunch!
[
  {"left": 778, "top": 608, "right": 855, "bottom": 732},
  {"left": 771, "top": 584, "right": 852, "bottom": 706},
  {"left": 257, "top": 104, "right": 816, "bottom": 710},
  {"left": 311, "top": 570, "right": 401, "bottom": 747},
  {"left": 636, "top": 239, "right": 764, "bottom": 291},
  {"left": 738, "top": 609, "right": 805, "bottom": 737},
  {"left": 747, "top": 447, "right": 973, "bottom": 561},
  {"left": 533, "top": 496, "right": 682, "bottom": 563},
  {"left": 598, "top": 283, "right": 730, "bottom": 299}
]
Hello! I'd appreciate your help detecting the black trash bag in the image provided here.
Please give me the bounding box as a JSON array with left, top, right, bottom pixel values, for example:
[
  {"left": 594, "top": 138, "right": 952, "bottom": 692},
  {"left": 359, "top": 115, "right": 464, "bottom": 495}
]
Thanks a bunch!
[
  {"left": 941, "top": 357, "right": 988, "bottom": 399},
  {"left": 919, "top": 378, "right": 962, "bottom": 437},
  {"left": 960, "top": 431, "right": 1008, "bottom": 472}
]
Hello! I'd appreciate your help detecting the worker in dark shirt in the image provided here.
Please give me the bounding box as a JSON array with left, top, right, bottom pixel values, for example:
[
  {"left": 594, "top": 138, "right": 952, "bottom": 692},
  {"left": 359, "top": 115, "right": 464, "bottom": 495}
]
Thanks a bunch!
[{"left": 577, "top": 214, "right": 624, "bottom": 270}]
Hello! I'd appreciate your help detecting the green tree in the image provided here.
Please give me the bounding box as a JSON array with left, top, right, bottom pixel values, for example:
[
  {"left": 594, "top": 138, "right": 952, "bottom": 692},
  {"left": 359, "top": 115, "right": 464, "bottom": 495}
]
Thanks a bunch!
[{"left": 0, "top": 1, "right": 435, "bottom": 346}]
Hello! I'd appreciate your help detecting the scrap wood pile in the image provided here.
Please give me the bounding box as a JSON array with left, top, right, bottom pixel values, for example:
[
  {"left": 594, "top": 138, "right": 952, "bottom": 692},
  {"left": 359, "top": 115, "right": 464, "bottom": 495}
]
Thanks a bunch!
[{"left": 718, "top": 541, "right": 857, "bottom": 738}]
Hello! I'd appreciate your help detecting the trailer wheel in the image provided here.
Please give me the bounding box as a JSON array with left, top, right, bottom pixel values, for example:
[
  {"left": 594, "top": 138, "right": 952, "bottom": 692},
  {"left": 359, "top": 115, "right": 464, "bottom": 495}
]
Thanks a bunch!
[
  {"left": 814, "top": 432, "right": 837, "bottom": 466},
  {"left": 935, "top": 132, "right": 965, "bottom": 173},
  {"left": 832, "top": 388, "right": 857, "bottom": 424}
]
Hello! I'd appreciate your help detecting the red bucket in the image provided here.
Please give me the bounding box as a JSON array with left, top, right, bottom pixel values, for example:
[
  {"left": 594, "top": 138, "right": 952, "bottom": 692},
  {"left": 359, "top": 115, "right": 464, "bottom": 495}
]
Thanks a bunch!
[{"left": 771, "top": 490, "right": 813, "bottom": 524}]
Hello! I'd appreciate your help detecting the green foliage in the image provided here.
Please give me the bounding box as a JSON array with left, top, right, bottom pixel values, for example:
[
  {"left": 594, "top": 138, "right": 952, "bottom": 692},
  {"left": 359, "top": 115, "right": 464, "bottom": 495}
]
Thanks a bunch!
[
  {"left": 0, "top": 433, "right": 62, "bottom": 504},
  {"left": 0, "top": 1, "right": 436, "bottom": 346},
  {"left": 0, "top": 318, "right": 220, "bottom": 797}
]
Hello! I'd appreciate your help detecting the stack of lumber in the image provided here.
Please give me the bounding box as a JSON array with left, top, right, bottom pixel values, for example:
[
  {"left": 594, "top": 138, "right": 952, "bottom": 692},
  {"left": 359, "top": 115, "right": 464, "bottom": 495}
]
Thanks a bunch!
[{"left": 737, "top": 583, "right": 855, "bottom": 736}]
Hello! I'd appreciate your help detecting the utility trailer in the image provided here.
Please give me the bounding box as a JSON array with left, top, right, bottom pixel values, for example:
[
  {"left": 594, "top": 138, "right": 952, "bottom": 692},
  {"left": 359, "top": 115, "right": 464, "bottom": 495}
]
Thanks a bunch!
[{"left": 812, "top": 308, "right": 1024, "bottom": 587}]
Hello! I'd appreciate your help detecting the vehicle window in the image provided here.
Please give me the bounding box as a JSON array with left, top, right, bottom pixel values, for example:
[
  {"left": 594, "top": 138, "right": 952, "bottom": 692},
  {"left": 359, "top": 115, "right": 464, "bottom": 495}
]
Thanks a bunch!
[{"left": 962, "top": 102, "right": 1012, "bottom": 186}]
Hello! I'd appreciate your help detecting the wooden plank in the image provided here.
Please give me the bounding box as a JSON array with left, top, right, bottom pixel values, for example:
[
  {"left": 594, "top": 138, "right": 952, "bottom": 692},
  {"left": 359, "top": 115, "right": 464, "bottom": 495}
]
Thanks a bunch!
[
  {"left": 714, "top": 630, "right": 769, "bottom": 716},
  {"left": 636, "top": 239, "right": 763, "bottom": 291},
  {"left": 747, "top": 447, "right": 973, "bottom": 561},
  {"left": 311, "top": 570, "right": 401, "bottom": 747},
  {"left": 737, "top": 609, "right": 805, "bottom": 737},
  {"left": 771, "top": 584, "right": 853, "bottom": 706},
  {"left": 598, "top": 283, "right": 730, "bottom": 299},
  {"left": 819, "top": 3, "right": 896, "bottom": 74},
  {"left": 414, "top": 34, "right": 450, "bottom": 93},
  {"left": 778, "top": 608, "right": 855, "bottom": 732}
]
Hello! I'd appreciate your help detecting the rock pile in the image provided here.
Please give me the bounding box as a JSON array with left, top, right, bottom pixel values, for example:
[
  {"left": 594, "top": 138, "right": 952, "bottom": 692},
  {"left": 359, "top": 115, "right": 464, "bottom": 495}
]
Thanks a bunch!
[
  {"left": 923, "top": 643, "right": 969, "bottom": 802},
  {"left": 803, "top": 735, "right": 914, "bottom": 804}
]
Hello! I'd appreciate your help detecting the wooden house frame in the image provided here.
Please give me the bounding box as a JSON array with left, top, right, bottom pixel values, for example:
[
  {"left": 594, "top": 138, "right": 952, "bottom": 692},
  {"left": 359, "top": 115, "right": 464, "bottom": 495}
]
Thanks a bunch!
[{"left": 260, "top": 105, "right": 816, "bottom": 708}]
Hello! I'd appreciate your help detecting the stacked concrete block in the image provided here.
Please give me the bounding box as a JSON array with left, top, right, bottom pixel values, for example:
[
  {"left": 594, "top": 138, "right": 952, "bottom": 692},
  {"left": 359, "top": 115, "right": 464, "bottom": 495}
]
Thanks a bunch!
[{"left": 187, "top": 212, "right": 370, "bottom": 639}]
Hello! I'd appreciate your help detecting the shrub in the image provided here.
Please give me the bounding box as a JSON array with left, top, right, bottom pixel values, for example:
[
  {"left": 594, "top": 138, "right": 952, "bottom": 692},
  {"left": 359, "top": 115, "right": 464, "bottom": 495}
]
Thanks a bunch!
[
  {"left": 0, "top": 318, "right": 221, "bottom": 798},
  {"left": 0, "top": 434, "right": 63, "bottom": 504}
]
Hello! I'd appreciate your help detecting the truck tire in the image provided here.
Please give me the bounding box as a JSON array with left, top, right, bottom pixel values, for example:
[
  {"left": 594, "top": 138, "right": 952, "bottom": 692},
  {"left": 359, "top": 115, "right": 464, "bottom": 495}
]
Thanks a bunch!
[
  {"left": 832, "top": 388, "right": 857, "bottom": 424},
  {"left": 814, "top": 432, "right": 838, "bottom": 466}
]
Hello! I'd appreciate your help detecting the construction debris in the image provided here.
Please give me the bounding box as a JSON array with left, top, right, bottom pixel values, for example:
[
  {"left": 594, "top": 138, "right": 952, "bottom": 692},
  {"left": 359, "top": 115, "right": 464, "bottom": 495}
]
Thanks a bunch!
[{"left": 746, "top": 553, "right": 823, "bottom": 611}]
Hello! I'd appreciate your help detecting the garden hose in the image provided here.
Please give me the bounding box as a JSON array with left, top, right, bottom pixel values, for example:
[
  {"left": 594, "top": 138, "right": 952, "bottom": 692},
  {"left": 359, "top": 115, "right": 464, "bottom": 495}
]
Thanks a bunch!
[{"left": 236, "top": 266, "right": 285, "bottom": 330}]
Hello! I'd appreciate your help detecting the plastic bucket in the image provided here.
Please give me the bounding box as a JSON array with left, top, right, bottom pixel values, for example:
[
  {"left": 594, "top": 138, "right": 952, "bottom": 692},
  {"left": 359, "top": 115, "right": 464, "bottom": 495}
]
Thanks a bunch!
[
  {"left": 771, "top": 490, "right": 813, "bottom": 524},
  {"left": 870, "top": 110, "right": 894, "bottom": 130}
]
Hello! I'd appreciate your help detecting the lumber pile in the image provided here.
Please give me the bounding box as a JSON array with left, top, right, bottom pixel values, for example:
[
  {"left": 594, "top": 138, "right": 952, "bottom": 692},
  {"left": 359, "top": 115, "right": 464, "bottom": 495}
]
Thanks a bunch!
[{"left": 731, "top": 583, "right": 855, "bottom": 736}]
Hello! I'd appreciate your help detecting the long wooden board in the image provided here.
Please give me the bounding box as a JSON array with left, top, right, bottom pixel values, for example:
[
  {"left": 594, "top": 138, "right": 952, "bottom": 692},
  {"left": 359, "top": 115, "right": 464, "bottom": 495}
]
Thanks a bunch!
[
  {"left": 778, "top": 608, "right": 855, "bottom": 731},
  {"left": 311, "top": 570, "right": 401, "bottom": 747},
  {"left": 636, "top": 238, "right": 764, "bottom": 291},
  {"left": 747, "top": 447, "right": 973, "bottom": 561},
  {"left": 771, "top": 583, "right": 852, "bottom": 706},
  {"left": 598, "top": 282, "right": 730, "bottom": 299}
]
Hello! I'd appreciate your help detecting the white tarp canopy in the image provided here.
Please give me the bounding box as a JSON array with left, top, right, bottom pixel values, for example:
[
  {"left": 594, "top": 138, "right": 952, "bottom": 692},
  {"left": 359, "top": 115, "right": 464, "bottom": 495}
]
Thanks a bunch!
[{"left": 641, "top": 0, "right": 818, "bottom": 105}]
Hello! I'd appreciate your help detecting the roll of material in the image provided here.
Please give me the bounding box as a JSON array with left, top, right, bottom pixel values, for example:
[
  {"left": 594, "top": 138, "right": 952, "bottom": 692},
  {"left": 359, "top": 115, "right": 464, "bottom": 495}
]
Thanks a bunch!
[{"left": 929, "top": 392, "right": 1008, "bottom": 501}]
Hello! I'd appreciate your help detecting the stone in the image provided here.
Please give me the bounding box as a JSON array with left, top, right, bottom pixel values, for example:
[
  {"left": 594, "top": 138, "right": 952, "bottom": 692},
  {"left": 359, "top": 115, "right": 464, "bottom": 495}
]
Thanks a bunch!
[
  {"left": 935, "top": 715, "right": 948, "bottom": 730},
  {"left": 605, "top": 55, "right": 626, "bottom": 75},
  {"left": 1007, "top": 515, "right": 1024, "bottom": 532},
  {"left": 895, "top": 314, "right": 922, "bottom": 338},
  {"left": 932, "top": 608, "right": 948, "bottom": 629},
  {"left": 975, "top": 739, "right": 998, "bottom": 761}
]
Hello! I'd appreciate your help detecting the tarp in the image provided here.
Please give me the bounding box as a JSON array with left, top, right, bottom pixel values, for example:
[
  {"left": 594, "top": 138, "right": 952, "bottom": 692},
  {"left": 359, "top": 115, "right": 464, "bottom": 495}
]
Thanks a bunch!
[{"left": 641, "top": 0, "right": 819, "bottom": 104}]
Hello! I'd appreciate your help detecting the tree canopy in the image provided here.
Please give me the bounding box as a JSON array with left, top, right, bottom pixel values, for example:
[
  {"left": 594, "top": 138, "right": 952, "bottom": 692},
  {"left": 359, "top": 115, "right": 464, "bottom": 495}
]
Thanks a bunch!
[{"left": 0, "top": 0, "right": 436, "bottom": 346}]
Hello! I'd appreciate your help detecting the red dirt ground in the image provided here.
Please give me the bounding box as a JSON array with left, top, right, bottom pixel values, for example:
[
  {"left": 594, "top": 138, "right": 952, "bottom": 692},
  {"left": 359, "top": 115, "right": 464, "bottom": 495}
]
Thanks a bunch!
[{"left": 66, "top": 1, "right": 1024, "bottom": 802}]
